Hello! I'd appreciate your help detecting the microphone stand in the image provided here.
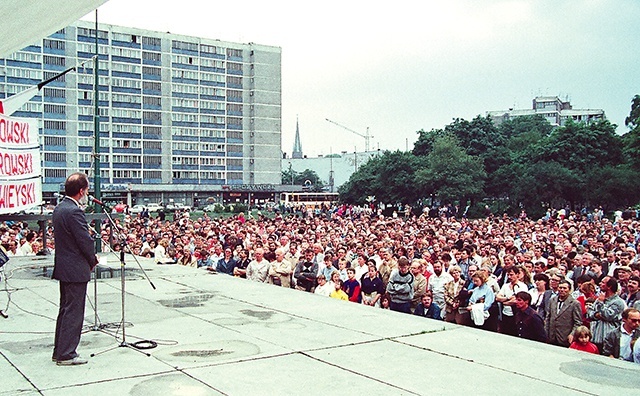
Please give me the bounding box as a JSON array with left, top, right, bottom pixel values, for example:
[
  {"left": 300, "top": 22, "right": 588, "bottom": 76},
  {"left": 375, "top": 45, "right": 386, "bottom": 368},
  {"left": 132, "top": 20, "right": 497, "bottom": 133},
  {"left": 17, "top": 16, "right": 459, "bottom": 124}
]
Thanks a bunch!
[{"left": 90, "top": 202, "right": 155, "bottom": 358}]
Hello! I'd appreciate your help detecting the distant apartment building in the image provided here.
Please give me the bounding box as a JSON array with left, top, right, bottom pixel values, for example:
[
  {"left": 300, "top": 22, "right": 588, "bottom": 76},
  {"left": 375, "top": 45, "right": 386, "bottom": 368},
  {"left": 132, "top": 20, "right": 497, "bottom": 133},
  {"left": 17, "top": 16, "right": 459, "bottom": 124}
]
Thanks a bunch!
[
  {"left": 0, "top": 20, "right": 282, "bottom": 206},
  {"left": 487, "top": 96, "right": 605, "bottom": 127}
]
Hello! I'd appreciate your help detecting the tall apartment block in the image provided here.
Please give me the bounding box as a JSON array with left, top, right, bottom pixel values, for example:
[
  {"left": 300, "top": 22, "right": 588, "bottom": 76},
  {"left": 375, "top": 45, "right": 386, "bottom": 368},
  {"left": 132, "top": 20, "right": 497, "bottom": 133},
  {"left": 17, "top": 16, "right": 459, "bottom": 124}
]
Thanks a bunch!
[
  {"left": 0, "top": 20, "right": 282, "bottom": 206},
  {"left": 487, "top": 96, "right": 605, "bottom": 127}
]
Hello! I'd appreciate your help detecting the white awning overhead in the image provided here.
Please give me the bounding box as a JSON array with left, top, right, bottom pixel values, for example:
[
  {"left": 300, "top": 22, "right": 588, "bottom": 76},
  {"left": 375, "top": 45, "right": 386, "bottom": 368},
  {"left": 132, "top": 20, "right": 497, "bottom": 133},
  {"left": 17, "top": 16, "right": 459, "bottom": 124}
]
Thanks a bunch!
[{"left": 0, "top": 0, "right": 108, "bottom": 57}]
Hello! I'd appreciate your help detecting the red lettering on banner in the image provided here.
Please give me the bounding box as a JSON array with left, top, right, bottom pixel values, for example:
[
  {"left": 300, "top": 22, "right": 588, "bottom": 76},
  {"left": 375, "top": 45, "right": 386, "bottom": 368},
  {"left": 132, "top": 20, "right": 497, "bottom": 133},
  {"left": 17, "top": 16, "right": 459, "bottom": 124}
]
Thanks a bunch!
[
  {"left": 0, "top": 152, "right": 33, "bottom": 176},
  {"left": 0, "top": 182, "right": 37, "bottom": 208},
  {"left": 0, "top": 117, "right": 30, "bottom": 145}
]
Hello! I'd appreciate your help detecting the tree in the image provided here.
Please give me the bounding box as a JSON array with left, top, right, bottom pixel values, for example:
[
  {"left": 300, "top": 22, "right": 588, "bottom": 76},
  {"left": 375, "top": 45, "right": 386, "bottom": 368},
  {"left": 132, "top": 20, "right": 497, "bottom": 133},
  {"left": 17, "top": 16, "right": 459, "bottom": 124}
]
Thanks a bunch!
[
  {"left": 541, "top": 119, "right": 622, "bottom": 173},
  {"left": 414, "top": 134, "right": 485, "bottom": 204},
  {"left": 281, "top": 168, "right": 324, "bottom": 191},
  {"left": 622, "top": 95, "right": 640, "bottom": 170},
  {"left": 339, "top": 151, "right": 426, "bottom": 205}
]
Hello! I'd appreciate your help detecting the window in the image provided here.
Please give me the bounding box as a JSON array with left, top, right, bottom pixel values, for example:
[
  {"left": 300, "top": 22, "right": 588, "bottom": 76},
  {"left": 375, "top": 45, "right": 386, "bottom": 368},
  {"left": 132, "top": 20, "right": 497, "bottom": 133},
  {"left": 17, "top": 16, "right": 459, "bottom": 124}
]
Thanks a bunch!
[
  {"left": 142, "top": 51, "right": 161, "bottom": 62},
  {"left": 44, "top": 120, "right": 66, "bottom": 130},
  {"left": 113, "top": 124, "right": 142, "bottom": 133},
  {"left": 77, "top": 28, "right": 108, "bottom": 39},
  {"left": 143, "top": 170, "right": 161, "bottom": 179},
  {"left": 200, "top": 44, "right": 219, "bottom": 54},
  {"left": 44, "top": 104, "right": 65, "bottom": 114},
  {"left": 143, "top": 111, "right": 162, "bottom": 121},
  {"left": 112, "top": 93, "right": 141, "bottom": 104},
  {"left": 43, "top": 39, "right": 65, "bottom": 50},
  {"left": 172, "top": 40, "right": 198, "bottom": 52},
  {"left": 45, "top": 169, "right": 67, "bottom": 178},
  {"left": 226, "top": 48, "right": 243, "bottom": 58},
  {"left": 143, "top": 141, "right": 162, "bottom": 150},
  {"left": 112, "top": 47, "right": 141, "bottom": 58},
  {"left": 227, "top": 62, "right": 243, "bottom": 73},
  {"left": 143, "top": 96, "right": 161, "bottom": 106},
  {"left": 43, "top": 55, "right": 66, "bottom": 66},
  {"left": 44, "top": 88, "right": 66, "bottom": 98},
  {"left": 10, "top": 52, "right": 42, "bottom": 63},
  {"left": 143, "top": 81, "right": 161, "bottom": 91},
  {"left": 44, "top": 136, "right": 66, "bottom": 146},
  {"left": 111, "top": 62, "right": 141, "bottom": 74},
  {"left": 45, "top": 153, "right": 66, "bottom": 162},
  {"left": 142, "top": 37, "right": 161, "bottom": 46},
  {"left": 6, "top": 68, "right": 42, "bottom": 80},
  {"left": 142, "top": 66, "right": 161, "bottom": 75}
]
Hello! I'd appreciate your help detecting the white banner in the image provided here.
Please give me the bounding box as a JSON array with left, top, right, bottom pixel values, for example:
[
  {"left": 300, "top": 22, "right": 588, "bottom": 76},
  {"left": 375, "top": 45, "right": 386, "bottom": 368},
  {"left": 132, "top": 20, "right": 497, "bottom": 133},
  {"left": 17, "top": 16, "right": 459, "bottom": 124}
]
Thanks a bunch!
[
  {"left": 0, "top": 114, "right": 42, "bottom": 214},
  {"left": 0, "top": 113, "right": 39, "bottom": 148},
  {"left": 0, "top": 147, "right": 41, "bottom": 180},
  {"left": 0, "top": 177, "right": 42, "bottom": 214}
]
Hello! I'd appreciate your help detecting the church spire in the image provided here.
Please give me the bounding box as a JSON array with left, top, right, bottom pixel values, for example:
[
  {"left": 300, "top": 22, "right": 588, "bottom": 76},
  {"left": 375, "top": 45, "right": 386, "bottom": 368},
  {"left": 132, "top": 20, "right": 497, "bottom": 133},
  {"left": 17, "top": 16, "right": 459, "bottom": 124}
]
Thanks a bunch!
[{"left": 292, "top": 115, "right": 303, "bottom": 159}]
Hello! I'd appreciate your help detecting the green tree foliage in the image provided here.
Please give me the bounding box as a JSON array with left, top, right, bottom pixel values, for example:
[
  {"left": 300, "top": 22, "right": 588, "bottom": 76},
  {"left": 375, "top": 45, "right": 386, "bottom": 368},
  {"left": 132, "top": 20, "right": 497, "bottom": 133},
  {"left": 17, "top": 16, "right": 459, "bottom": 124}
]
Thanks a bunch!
[
  {"left": 540, "top": 119, "right": 622, "bottom": 173},
  {"left": 622, "top": 95, "right": 640, "bottom": 170},
  {"left": 414, "top": 134, "right": 485, "bottom": 204},
  {"left": 282, "top": 168, "right": 324, "bottom": 191},
  {"left": 340, "top": 95, "right": 640, "bottom": 216},
  {"left": 339, "top": 151, "right": 426, "bottom": 205}
]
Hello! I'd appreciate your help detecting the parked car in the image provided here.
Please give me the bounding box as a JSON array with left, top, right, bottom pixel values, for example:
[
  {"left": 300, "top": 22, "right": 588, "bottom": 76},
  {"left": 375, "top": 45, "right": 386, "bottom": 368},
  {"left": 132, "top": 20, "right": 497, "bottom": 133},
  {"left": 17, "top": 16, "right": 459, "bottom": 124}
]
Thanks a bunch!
[
  {"left": 166, "top": 202, "right": 191, "bottom": 212},
  {"left": 145, "top": 203, "right": 163, "bottom": 213},
  {"left": 22, "top": 205, "right": 54, "bottom": 215}
]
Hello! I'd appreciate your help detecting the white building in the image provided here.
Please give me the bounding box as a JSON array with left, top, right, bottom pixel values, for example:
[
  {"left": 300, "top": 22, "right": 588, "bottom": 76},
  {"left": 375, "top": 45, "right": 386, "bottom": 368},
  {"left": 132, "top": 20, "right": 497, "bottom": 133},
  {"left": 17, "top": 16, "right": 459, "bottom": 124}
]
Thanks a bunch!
[
  {"left": 0, "top": 20, "right": 283, "bottom": 206},
  {"left": 487, "top": 96, "right": 605, "bottom": 127}
]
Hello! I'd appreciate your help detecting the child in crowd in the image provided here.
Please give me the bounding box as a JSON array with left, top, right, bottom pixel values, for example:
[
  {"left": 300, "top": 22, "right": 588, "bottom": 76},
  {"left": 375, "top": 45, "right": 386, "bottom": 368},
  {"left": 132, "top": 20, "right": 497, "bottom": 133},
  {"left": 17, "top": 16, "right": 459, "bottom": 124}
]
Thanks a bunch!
[
  {"left": 338, "top": 258, "right": 349, "bottom": 282},
  {"left": 330, "top": 279, "right": 349, "bottom": 301},
  {"left": 569, "top": 325, "right": 599, "bottom": 354},
  {"left": 343, "top": 267, "right": 361, "bottom": 303}
]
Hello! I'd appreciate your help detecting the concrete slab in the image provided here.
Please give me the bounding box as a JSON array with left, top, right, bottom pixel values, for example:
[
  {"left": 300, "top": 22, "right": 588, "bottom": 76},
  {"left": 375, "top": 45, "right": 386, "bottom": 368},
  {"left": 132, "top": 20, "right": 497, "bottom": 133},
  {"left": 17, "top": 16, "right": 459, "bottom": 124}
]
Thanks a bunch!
[{"left": 1, "top": 255, "right": 638, "bottom": 395}]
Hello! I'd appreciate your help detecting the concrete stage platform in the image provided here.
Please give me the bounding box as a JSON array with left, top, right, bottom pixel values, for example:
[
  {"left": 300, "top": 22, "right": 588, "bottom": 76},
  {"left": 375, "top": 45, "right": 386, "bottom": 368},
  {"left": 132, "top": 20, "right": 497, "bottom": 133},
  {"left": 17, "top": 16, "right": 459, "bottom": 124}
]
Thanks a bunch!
[{"left": 1, "top": 254, "right": 638, "bottom": 395}]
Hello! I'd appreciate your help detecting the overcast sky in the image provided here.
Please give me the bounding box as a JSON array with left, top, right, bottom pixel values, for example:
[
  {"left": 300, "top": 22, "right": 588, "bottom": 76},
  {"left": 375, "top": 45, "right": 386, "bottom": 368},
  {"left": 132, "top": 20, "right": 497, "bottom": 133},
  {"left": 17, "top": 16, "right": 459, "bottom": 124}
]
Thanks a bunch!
[{"left": 83, "top": 0, "right": 640, "bottom": 157}]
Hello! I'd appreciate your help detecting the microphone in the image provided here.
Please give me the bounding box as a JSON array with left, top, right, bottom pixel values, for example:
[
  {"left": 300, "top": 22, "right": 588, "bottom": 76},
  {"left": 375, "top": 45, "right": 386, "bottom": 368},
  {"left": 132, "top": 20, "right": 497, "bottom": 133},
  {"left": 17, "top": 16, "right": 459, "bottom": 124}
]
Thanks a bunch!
[
  {"left": 53, "top": 192, "right": 64, "bottom": 198},
  {"left": 88, "top": 195, "right": 108, "bottom": 207}
]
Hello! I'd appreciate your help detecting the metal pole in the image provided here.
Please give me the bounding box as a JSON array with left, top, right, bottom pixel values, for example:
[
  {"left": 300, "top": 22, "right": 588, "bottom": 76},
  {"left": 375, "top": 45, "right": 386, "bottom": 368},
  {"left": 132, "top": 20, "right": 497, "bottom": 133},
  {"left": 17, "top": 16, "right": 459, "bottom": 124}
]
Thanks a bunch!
[{"left": 93, "top": 11, "right": 102, "bottom": 251}]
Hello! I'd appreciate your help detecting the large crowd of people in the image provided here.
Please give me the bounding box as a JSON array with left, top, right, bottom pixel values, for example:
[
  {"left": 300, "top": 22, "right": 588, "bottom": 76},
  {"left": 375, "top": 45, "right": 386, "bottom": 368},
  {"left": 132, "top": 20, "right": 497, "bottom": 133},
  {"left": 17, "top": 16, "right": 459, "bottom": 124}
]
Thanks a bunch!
[{"left": 3, "top": 204, "right": 640, "bottom": 364}]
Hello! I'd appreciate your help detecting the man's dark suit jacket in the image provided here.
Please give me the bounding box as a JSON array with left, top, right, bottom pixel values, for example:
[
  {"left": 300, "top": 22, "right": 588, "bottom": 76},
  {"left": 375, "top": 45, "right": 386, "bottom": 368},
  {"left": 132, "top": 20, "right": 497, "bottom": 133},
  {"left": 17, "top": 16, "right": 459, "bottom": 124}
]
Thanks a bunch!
[{"left": 52, "top": 197, "right": 96, "bottom": 283}]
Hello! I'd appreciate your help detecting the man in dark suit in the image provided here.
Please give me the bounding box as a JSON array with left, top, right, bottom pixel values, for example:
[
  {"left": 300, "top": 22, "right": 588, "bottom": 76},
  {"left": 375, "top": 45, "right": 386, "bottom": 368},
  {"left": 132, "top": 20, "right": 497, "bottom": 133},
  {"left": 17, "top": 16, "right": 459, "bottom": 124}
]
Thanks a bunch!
[
  {"left": 545, "top": 279, "right": 582, "bottom": 347},
  {"left": 52, "top": 172, "right": 98, "bottom": 366}
]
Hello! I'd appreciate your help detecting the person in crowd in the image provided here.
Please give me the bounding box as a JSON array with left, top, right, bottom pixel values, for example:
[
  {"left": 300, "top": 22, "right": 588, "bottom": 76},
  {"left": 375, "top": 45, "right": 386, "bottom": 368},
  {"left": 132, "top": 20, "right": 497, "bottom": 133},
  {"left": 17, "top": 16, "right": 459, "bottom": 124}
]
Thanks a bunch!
[
  {"left": 465, "top": 270, "right": 495, "bottom": 329},
  {"left": 343, "top": 267, "right": 361, "bottom": 302},
  {"left": 386, "top": 257, "right": 414, "bottom": 314},
  {"left": 247, "top": 247, "right": 270, "bottom": 282},
  {"left": 178, "top": 248, "right": 197, "bottom": 267},
  {"left": 428, "top": 257, "right": 453, "bottom": 317},
  {"left": 329, "top": 278, "right": 348, "bottom": 301},
  {"left": 569, "top": 325, "right": 600, "bottom": 354},
  {"left": 314, "top": 274, "right": 332, "bottom": 297},
  {"left": 496, "top": 266, "right": 528, "bottom": 336},
  {"left": 360, "top": 264, "right": 384, "bottom": 307},
  {"left": 216, "top": 247, "right": 237, "bottom": 275},
  {"left": 414, "top": 292, "right": 442, "bottom": 320},
  {"left": 602, "top": 308, "right": 640, "bottom": 361},
  {"left": 587, "top": 276, "right": 626, "bottom": 353},
  {"left": 545, "top": 279, "right": 583, "bottom": 347},
  {"left": 529, "top": 272, "right": 552, "bottom": 318},
  {"left": 443, "top": 264, "right": 466, "bottom": 324},
  {"left": 410, "top": 259, "right": 427, "bottom": 312},
  {"left": 294, "top": 248, "right": 318, "bottom": 292},
  {"left": 268, "top": 247, "right": 291, "bottom": 287},
  {"left": 514, "top": 291, "right": 547, "bottom": 342},
  {"left": 233, "top": 249, "right": 250, "bottom": 278}
]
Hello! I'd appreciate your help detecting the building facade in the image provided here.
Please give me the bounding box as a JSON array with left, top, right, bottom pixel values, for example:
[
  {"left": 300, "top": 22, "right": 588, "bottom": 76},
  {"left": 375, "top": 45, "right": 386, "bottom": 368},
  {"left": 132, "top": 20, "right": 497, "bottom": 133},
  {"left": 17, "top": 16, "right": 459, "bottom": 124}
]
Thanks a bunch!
[
  {"left": 487, "top": 96, "right": 605, "bottom": 127},
  {"left": 0, "top": 20, "right": 282, "bottom": 207}
]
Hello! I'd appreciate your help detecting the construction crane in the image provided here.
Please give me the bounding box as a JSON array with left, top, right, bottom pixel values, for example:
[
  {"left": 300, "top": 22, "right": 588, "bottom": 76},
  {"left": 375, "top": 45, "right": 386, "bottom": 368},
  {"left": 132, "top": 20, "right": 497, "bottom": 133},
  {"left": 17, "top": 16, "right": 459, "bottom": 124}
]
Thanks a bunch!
[{"left": 325, "top": 118, "right": 373, "bottom": 152}]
